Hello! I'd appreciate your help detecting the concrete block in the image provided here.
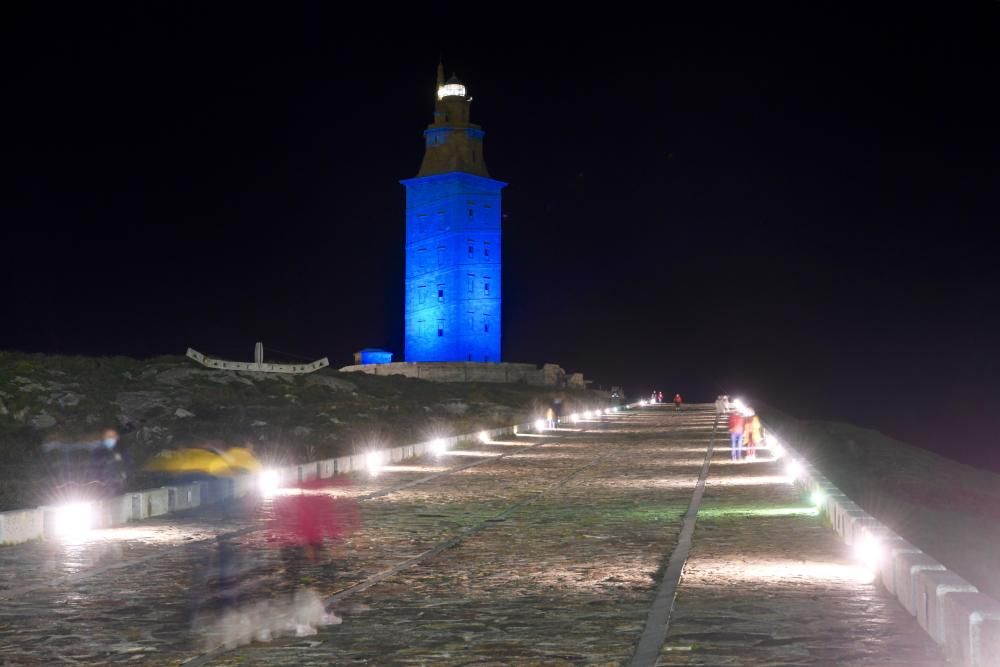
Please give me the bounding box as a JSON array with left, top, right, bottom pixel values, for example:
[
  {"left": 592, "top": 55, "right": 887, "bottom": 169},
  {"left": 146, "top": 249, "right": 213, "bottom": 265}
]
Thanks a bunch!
[
  {"left": 916, "top": 569, "right": 978, "bottom": 644},
  {"left": 334, "top": 456, "right": 352, "bottom": 474},
  {"left": 318, "top": 459, "right": 335, "bottom": 479},
  {"left": 171, "top": 484, "right": 201, "bottom": 510},
  {"left": 144, "top": 488, "right": 170, "bottom": 517},
  {"left": 0, "top": 508, "right": 44, "bottom": 545},
  {"left": 413, "top": 443, "right": 426, "bottom": 457},
  {"left": 350, "top": 454, "right": 367, "bottom": 473},
  {"left": 942, "top": 592, "right": 1000, "bottom": 667},
  {"left": 838, "top": 508, "right": 871, "bottom": 545},
  {"left": 878, "top": 536, "right": 921, "bottom": 594},
  {"left": 895, "top": 552, "right": 946, "bottom": 615},
  {"left": 390, "top": 447, "right": 404, "bottom": 463}
]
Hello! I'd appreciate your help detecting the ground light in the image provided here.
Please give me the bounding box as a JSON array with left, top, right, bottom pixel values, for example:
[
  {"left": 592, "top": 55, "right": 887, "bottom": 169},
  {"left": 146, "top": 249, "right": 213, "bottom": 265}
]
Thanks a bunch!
[
  {"left": 583, "top": 410, "right": 593, "bottom": 419},
  {"left": 478, "top": 431, "right": 490, "bottom": 444},
  {"left": 534, "top": 419, "right": 546, "bottom": 432},
  {"left": 853, "top": 531, "right": 884, "bottom": 571},
  {"left": 785, "top": 459, "right": 804, "bottom": 482},
  {"left": 258, "top": 469, "right": 280, "bottom": 496},
  {"left": 52, "top": 502, "right": 94, "bottom": 540},
  {"left": 810, "top": 489, "right": 827, "bottom": 509},
  {"left": 570, "top": 413, "right": 580, "bottom": 424},
  {"left": 430, "top": 438, "right": 448, "bottom": 457},
  {"left": 366, "top": 451, "right": 384, "bottom": 476}
]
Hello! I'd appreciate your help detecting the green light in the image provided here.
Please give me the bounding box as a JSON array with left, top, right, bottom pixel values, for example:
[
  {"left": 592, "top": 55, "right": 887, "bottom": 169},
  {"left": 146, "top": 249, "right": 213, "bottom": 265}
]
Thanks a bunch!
[{"left": 698, "top": 506, "right": 816, "bottom": 519}]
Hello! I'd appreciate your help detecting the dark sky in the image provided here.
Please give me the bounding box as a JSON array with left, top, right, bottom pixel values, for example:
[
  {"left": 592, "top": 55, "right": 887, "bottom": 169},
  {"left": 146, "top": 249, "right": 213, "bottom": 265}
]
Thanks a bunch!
[{"left": 5, "top": 5, "right": 999, "bottom": 470}]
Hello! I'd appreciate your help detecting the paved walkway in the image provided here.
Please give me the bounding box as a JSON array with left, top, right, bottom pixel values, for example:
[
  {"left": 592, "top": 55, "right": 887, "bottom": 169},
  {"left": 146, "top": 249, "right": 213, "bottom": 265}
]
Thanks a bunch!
[{"left": 0, "top": 406, "right": 944, "bottom": 665}]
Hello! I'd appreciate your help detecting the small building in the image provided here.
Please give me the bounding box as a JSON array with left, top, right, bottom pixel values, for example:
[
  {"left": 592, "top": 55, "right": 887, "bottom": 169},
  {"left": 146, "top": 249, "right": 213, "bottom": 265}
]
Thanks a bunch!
[{"left": 354, "top": 348, "right": 394, "bottom": 365}]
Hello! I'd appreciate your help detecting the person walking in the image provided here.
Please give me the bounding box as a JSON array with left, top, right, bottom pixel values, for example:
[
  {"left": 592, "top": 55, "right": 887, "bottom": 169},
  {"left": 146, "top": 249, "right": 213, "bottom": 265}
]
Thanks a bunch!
[
  {"left": 728, "top": 410, "right": 745, "bottom": 461},
  {"left": 747, "top": 413, "right": 763, "bottom": 461},
  {"left": 545, "top": 407, "right": 556, "bottom": 429},
  {"left": 673, "top": 393, "right": 683, "bottom": 410}
]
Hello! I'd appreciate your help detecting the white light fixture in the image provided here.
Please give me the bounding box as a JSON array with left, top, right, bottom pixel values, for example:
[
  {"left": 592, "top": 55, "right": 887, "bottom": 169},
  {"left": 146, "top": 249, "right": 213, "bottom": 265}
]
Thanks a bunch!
[
  {"left": 478, "top": 431, "right": 490, "bottom": 444},
  {"left": 534, "top": 419, "right": 546, "bottom": 432},
  {"left": 366, "top": 451, "right": 383, "bottom": 476},
  {"left": 853, "top": 531, "right": 883, "bottom": 568},
  {"left": 258, "top": 469, "right": 280, "bottom": 496},
  {"left": 430, "top": 438, "right": 448, "bottom": 457},
  {"left": 53, "top": 502, "right": 94, "bottom": 540},
  {"left": 570, "top": 413, "right": 580, "bottom": 424},
  {"left": 785, "top": 459, "right": 804, "bottom": 482}
]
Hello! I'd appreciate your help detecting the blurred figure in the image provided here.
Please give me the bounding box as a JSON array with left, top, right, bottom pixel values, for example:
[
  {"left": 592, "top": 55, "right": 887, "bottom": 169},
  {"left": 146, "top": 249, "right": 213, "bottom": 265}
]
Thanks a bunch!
[
  {"left": 728, "top": 409, "right": 745, "bottom": 461},
  {"left": 657, "top": 390, "right": 664, "bottom": 404},
  {"left": 673, "top": 393, "right": 683, "bottom": 410},
  {"left": 545, "top": 406, "right": 556, "bottom": 429},
  {"left": 269, "top": 478, "right": 360, "bottom": 586},
  {"left": 43, "top": 428, "right": 126, "bottom": 496},
  {"left": 89, "top": 429, "right": 126, "bottom": 495},
  {"left": 714, "top": 395, "right": 730, "bottom": 414}
]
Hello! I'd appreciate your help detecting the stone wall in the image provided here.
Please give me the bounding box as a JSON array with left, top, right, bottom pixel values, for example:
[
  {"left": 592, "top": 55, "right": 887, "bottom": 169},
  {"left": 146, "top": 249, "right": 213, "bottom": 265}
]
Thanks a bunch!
[{"left": 338, "top": 361, "right": 586, "bottom": 388}]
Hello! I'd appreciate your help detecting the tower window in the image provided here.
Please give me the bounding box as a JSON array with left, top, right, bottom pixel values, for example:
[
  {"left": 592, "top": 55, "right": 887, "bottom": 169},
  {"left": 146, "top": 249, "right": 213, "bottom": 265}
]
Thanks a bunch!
[
  {"left": 468, "top": 209, "right": 473, "bottom": 217},
  {"left": 484, "top": 279, "right": 491, "bottom": 296},
  {"left": 467, "top": 274, "right": 475, "bottom": 294},
  {"left": 438, "top": 327, "right": 444, "bottom": 337},
  {"left": 437, "top": 287, "right": 444, "bottom": 302},
  {"left": 484, "top": 321, "right": 490, "bottom": 333},
  {"left": 484, "top": 242, "right": 490, "bottom": 258},
  {"left": 418, "top": 285, "right": 427, "bottom": 305}
]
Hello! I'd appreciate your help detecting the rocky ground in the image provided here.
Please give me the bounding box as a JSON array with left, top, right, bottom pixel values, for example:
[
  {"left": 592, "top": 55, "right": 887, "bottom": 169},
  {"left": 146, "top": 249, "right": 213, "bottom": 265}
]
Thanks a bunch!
[
  {"left": 761, "top": 408, "right": 1000, "bottom": 605},
  {"left": 0, "top": 351, "right": 598, "bottom": 510}
]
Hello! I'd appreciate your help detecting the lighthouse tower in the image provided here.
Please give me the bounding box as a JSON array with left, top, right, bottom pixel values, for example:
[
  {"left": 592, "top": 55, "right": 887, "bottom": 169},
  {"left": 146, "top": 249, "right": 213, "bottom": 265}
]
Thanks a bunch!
[{"left": 401, "top": 63, "right": 506, "bottom": 362}]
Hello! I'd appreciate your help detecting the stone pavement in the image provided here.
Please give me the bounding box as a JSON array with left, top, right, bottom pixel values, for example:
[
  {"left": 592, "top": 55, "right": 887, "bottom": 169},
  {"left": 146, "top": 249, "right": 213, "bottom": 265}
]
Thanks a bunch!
[{"left": 0, "top": 406, "right": 944, "bottom": 665}]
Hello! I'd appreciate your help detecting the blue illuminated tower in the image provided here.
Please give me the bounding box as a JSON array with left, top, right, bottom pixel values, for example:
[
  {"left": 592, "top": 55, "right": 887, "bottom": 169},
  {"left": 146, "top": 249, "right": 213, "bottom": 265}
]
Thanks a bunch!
[{"left": 402, "top": 63, "right": 506, "bottom": 362}]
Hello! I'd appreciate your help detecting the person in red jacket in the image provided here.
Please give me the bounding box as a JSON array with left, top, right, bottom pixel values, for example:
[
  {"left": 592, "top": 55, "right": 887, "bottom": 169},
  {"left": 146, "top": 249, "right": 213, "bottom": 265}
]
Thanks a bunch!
[
  {"left": 728, "top": 410, "right": 745, "bottom": 460},
  {"left": 673, "top": 393, "right": 683, "bottom": 409}
]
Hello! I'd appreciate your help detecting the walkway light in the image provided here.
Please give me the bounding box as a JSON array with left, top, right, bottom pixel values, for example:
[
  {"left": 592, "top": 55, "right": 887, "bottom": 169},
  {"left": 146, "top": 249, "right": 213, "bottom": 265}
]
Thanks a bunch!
[
  {"left": 366, "top": 451, "right": 383, "bottom": 476},
  {"left": 583, "top": 410, "right": 593, "bottom": 419},
  {"left": 854, "top": 531, "right": 884, "bottom": 569},
  {"left": 570, "top": 413, "right": 580, "bottom": 424},
  {"left": 258, "top": 469, "right": 280, "bottom": 496},
  {"left": 430, "top": 438, "right": 447, "bottom": 457},
  {"left": 785, "top": 459, "right": 804, "bottom": 482},
  {"left": 52, "top": 502, "right": 93, "bottom": 540},
  {"left": 810, "top": 489, "right": 827, "bottom": 508},
  {"left": 478, "top": 431, "right": 490, "bottom": 443},
  {"left": 534, "top": 419, "right": 546, "bottom": 432}
]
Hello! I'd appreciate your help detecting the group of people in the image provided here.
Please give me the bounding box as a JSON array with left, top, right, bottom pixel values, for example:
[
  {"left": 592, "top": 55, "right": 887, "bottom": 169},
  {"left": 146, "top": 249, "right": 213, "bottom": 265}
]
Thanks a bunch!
[
  {"left": 650, "top": 391, "right": 684, "bottom": 409},
  {"left": 717, "top": 396, "right": 763, "bottom": 461}
]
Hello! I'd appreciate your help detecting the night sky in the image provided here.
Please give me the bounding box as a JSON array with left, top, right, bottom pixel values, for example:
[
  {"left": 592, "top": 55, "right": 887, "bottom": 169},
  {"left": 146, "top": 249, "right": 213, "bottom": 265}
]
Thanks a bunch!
[{"left": 5, "top": 5, "right": 999, "bottom": 470}]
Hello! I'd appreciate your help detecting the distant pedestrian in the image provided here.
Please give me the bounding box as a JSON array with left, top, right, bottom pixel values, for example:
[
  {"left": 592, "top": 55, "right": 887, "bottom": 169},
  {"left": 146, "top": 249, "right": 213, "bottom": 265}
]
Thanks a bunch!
[
  {"left": 747, "top": 414, "right": 762, "bottom": 461},
  {"left": 715, "top": 395, "right": 729, "bottom": 414},
  {"left": 673, "top": 393, "right": 683, "bottom": 410},
  {"left": 728, "top": 410, "right": 745, "bottom": 461},
  {"left": 657, "top": 391, "right": 664, "bottom": 404},
  {"left": 545, "top": 407, "right": 556, "bottom": 429}
]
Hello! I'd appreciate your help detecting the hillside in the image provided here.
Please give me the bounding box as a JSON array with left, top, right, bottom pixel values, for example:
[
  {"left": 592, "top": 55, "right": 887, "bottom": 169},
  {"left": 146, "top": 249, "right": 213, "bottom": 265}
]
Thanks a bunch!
[{"left": 0, "top": 352, "right": 599, "bottom": 510}]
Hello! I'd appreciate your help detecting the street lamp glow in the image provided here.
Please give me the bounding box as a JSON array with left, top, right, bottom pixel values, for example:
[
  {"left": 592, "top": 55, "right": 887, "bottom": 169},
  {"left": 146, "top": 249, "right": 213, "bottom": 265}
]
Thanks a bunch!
[
  {"left": 534, "top": 419, "right": 546, "bottom": 432},
  {"left": 52, "top": 502, "right": 94, "bottom": 540},
  {"left": 785, "top": 459, "right": 804, "bottom": 482},
  {"left": 570, "top": 413, "right": 580, "bottom": 424},
  {"left": 478, "top": 430, "right": 490, "bottom": 444},
  {"left": 810, "top": 489, "right": 827, "bottom": 508},
  {"left": 583, "top": 410, "right": 593, "bottom": 419},
  {"left": 258, "top": 469, "right": 280, "bottom": 496}
]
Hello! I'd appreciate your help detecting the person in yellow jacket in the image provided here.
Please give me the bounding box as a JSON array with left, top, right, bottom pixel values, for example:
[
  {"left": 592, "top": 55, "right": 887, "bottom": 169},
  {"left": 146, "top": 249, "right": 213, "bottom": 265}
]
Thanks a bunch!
[{"left": 743, "top": 414, "right": 763, "bottom": 461}]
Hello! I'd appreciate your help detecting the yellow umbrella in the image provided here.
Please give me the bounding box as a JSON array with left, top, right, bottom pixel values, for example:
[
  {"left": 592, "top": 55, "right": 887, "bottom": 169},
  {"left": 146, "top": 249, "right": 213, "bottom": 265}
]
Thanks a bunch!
[{"left": 143, "top": 448, "right": 235, "bottom": 477}]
